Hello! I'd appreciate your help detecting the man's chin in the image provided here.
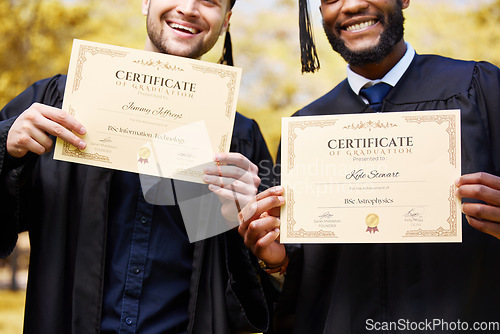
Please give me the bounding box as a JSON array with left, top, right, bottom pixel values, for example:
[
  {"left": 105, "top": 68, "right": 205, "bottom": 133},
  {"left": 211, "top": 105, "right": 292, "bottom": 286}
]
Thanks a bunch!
[
  {"left": 329, "top": 37, "right": 390, "bottom": 66},
  {"left": 341, "top": 51, "right": 386, "bottom": 67},
  {"left": 159, "top": 45, "right": 203, "bottom": 59},
  {"left": 344, "top": 41, "right": 379, "bottom": 55}
]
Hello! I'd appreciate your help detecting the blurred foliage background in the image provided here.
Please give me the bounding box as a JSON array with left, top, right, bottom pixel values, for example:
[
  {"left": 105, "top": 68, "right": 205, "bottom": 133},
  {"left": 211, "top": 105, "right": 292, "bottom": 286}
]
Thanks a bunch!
[
  {"left": 1, "top": 0, "right": 500, "bottom": 159},
  {"left": 1, "top": 0, "right": 500, "bottom": 332}
]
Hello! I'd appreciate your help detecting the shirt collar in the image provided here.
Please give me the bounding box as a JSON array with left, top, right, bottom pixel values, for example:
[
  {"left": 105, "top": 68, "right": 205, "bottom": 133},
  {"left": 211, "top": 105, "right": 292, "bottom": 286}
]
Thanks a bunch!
[{"left": 347, "top": 42, "right": 416, "bottom": 95}]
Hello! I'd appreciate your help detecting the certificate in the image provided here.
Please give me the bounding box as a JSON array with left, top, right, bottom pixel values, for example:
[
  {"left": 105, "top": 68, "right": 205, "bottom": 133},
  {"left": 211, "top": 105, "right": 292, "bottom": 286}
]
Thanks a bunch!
[
  {"left": 280, "top": 110, "right": 462, "bottom": 243},
  {"left": 54, "top": 39, "right": 241, "bottom": 183}
]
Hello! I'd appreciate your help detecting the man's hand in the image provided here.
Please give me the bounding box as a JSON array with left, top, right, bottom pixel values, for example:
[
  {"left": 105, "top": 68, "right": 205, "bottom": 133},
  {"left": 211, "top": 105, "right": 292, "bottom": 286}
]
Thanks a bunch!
[
  {"left": 455, "top": 172, "right": 500, "bottom": 239},
  {"left": 7, "top": 103, "right": 86, "bottom": 158},
  {"left": 238, "top": 186, "right": 286, "bottom": 267},
  {"left": 203, "top": 152, "right": 261, "bottom": 222}
]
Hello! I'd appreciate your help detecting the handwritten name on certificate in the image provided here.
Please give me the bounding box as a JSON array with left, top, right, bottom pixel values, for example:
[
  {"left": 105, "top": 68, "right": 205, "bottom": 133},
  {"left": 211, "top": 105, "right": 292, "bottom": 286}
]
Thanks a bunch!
[
  {"left": 53, "top": 39, "right": 241, "bottom": 183},
  {"left": 280, "top": 110, "right": 462, "bottom": 243}
]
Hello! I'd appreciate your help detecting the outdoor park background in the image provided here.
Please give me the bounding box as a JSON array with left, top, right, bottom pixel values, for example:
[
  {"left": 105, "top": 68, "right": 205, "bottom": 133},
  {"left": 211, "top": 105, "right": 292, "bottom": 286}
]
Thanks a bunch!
[{"left": 1, "top": 0, "right": 499, "bottom": 332}]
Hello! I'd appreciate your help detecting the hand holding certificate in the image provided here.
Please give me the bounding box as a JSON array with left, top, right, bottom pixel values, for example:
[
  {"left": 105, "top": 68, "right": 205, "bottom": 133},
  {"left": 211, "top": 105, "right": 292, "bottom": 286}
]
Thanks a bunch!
[
  {"left": 54, "top": 39, "right": 241, "bottom": 184},
  {"left": 280, "top": 110, "right": 462, "bottom": 243}
]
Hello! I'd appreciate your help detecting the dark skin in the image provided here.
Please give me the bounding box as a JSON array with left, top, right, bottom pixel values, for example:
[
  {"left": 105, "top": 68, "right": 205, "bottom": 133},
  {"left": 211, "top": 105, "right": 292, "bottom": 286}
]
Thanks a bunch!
[
  {"left": 350, "top": 39, "right": 406, "bottom": 79},
  {"left": 320, "top": 0, "right": 410, "bottom": 79},
  {"left": 455, "top": 173, "right": 500, "bottom": 239},
  {"left": 239, "top": 0, "right": 500, "bottom": 268}
]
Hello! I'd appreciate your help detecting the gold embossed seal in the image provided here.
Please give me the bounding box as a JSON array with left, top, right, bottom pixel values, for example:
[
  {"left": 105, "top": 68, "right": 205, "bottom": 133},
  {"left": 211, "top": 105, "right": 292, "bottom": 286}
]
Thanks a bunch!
[
  {"left": 138, "top": 147, "right": 151, "bottom": 164},
  {"left": 365, "top": 213, "right": 380, "bottom": 234}
]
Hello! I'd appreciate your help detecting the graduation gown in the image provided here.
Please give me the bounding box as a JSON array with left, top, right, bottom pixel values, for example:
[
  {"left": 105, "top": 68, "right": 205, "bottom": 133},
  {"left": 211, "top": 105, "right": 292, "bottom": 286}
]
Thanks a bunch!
[
  {"left": 276, "top": 54, "right": 500, "bottom": 333},
  {"left": 0, "top": 75, "right": 275, "bottom": 334}
]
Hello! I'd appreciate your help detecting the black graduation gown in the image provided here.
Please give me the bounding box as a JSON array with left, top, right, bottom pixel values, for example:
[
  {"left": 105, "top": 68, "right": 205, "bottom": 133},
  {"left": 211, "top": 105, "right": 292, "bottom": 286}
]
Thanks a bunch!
[
  {"left": 0, "top": 74, "right": 275, "bottom": 334},
  {"left": 276, "top": 54, "right": 500, "bottom": 333}
]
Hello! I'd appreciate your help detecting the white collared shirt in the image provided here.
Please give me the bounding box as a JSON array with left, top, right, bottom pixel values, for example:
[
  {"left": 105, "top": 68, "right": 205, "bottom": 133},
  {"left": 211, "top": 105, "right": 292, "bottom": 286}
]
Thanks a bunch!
[{"left": 347, "top": 42, "right": 416, "bottom": 102}]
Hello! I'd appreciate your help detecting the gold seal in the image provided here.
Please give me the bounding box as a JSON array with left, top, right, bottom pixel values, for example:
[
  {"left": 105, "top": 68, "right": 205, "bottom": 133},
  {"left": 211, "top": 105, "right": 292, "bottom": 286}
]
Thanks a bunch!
[
  {"left": 366, "top": 213, "right": 379, "bottom": 227},
  {"left": 138, "top": 147, "right": 151, "bottom": 159},
  {"left": 365, "top": 213, "right": 380, "bottom": 233},
  {"left": 138, "top": 147, "right": 151, "bottom": 164}
]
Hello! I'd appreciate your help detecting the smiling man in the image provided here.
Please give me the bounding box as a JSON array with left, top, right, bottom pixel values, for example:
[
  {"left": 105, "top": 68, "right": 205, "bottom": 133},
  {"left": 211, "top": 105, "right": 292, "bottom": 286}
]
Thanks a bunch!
[
  {"left": 0, "top": 0, "right": 275, "bottom": 333},
  {"left": 238, "top": 0, "right": 500, "bottom": 332},
  {"left": 144, "top": 0, "right": 231, "bottom": 59}
]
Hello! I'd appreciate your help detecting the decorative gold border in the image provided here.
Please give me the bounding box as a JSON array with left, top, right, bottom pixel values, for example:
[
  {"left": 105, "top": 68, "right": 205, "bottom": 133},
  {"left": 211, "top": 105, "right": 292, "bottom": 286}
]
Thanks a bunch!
[
  {"left": 286, "top": 187, "right": 337, "bottom": 239},
  {"left": 173, "top": 168, "right": 203, "bottom": 178},
  {"left": 191, "top": 65, "right": 238, "bottom": 119},
  {"left": 404, "top": 185, "right": 459, "bottom": 237},
  {"left": 72, "top": 45, "right": 128, "bottom": 93},
  {"left": 174, "top": 133, "right": 228, "bottom": 178},
  {"left": 66, "top": 44, "right": 126, "bottom": 161},
  {"left": 285, "top": 112, "right": 459, "bottom": 240},
  {"left": 344, "top": 120, "right": 397, "bottom": 131},
  {"left": 61, "top": 106, "right": 111, "bottom": 162},
  {"left": 287, "top": 120, "right": 338, "bottom": 173},
  {"left": 173, "top": 133, "right": 227, "bottom": 177},
  {"left": 218, "top": 134, "right": 228, "bottom": 153},
  {"left": 64, "top": 42, "right": 236, "bottom": 176},
  {"left": 402, "top": 114, "right": 459, "bottom": 237},
  {"left": 403, "top": 114, "right": 457, "bottom": 167},
  {"left": 61, "top": 143, "right": 111, "bottom": 163},
  {"left": 132, "top": 59, "right": 184, "bottom": 72}
]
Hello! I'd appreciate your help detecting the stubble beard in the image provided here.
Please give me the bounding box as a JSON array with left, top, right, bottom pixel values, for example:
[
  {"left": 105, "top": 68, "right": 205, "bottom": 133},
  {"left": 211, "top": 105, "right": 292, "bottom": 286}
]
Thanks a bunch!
[
  {"left": 146, "top": 12, "right": 221, "bottom": 59},
  {"left": 323, "top": 2, "right": 405, "bottom": 67}
]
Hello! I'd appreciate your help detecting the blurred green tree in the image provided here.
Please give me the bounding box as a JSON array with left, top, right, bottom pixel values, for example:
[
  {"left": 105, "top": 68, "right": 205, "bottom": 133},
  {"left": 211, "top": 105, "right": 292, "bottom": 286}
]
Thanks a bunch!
[
  {"left": 0, "top": 0, "right": 91, "bottom": 107},
  {"left": 0, "top": 0, "right": 144, "bottom": 108}
]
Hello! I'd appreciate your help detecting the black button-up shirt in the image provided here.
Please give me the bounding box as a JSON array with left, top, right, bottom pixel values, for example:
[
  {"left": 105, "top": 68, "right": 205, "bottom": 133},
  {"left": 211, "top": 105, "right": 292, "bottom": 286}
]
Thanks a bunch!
[{"left": 100, "top": 171, "right": 193, "bottom": 333}]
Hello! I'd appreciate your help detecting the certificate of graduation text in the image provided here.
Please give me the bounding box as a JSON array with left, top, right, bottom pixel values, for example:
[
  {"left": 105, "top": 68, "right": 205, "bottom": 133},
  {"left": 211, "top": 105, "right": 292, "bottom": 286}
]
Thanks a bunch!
[
  {"left": 54, "top": 39, "right": 241, "bottom": 183},
  {"left": 280, "top": 110, "right": 462, "bottom": 243}
]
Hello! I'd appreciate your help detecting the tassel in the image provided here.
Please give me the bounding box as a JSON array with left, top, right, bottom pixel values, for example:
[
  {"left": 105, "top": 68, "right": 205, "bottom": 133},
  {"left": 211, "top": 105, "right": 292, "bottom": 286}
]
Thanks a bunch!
[
  {"left": 299, "top": 0, "right": 320, "bottom": 73},
  {"left": 218, "top": 28, "right": 234, "bottom": 66}
]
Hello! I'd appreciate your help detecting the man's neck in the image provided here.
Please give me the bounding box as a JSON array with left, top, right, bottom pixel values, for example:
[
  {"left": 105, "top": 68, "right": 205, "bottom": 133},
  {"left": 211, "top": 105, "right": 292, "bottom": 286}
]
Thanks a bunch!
[{"left": 349, "top": 39, "right": 407, "bottom": 80}]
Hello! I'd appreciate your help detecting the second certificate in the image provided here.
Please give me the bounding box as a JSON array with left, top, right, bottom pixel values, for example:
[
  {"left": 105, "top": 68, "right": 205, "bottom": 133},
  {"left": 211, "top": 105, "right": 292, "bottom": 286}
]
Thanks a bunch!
[{"left": 280, "top": 110, "right": 462, "bottom": 243}]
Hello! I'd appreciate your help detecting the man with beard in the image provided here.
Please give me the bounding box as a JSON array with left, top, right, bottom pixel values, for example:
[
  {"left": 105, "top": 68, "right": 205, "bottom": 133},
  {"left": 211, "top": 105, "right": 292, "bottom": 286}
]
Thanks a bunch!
[
  {"left": 238, "top": 0, "right": 500, "bottom": 333},
  {"left": 0, "top": 0, "right": 275, "bottom": 333}
]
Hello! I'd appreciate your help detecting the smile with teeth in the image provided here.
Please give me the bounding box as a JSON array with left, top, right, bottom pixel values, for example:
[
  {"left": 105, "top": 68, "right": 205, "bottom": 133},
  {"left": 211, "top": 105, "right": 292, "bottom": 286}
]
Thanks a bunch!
[
  {"left": 169, "top": 22, "right": 199, "bottom": 34},
  {"left": 345, "top": 20, "right": 377, "bottom": 32}
]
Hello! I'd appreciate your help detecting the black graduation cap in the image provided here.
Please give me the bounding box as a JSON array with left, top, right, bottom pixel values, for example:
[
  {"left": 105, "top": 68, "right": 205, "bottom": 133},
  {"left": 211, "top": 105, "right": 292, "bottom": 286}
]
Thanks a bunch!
[
  {"left": 218, "top": 0, "right": 237, "bottom": 66},
  {"left": 298, "top": 0, "right": 320, "bottom": 73}
]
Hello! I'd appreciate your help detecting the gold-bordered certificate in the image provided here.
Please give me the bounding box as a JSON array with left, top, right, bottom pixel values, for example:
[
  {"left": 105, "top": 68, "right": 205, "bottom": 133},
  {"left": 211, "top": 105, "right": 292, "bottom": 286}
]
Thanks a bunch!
[
  {"left": 54, "top": 39, "right": 241, "bottom": 183},
  {"left": 280, "top": 110, "right": 462, "bottom": 243}
]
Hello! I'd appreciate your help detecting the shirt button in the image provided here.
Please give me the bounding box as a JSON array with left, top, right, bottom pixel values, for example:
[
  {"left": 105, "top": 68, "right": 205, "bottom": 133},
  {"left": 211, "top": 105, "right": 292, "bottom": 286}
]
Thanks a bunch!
[
  {"left": 133, "top": 267, "right": 140, "bottom": 274},
  {"left": 140, "top": 216, "right": 147, "bottom": 224},
  {"left": 125, "top": 318, "right": 133, "bottom": 325}
]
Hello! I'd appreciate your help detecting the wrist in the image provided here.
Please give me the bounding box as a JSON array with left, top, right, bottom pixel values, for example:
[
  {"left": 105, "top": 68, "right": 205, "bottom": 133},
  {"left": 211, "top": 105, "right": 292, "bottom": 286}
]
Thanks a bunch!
[{"left": 259, "top": 252, "right": 289, "bottom": 275}]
